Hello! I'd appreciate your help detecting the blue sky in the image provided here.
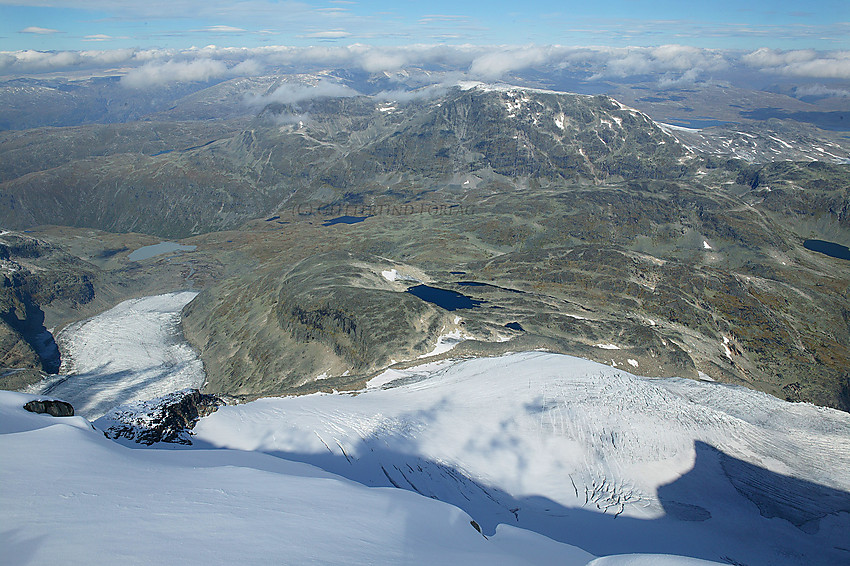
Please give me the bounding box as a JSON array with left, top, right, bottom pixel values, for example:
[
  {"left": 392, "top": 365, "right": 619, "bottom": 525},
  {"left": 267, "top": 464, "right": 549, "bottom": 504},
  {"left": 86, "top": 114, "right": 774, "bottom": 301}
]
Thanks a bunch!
[{"left": 1, "top": 0, "right": 848, "bottom": 52}]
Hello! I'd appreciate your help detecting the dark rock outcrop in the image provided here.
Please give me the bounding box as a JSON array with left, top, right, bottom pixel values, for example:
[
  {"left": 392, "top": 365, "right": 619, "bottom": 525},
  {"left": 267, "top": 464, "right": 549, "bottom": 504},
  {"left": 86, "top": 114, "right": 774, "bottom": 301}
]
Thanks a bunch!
[
  {"left": 23, "top": 398, "right": 75, "bottom": 417},
  {"left": 98, "top": 389, "right": 224, "bottom": 445}
]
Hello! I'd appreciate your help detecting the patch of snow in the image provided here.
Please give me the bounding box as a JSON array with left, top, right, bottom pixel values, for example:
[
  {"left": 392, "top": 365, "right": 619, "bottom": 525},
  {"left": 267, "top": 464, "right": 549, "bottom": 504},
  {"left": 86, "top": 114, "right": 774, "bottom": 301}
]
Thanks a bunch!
[
  {"left": 627, "top": 359, "right": 639, "bottom": 368},
  {"left": 594, "top": 343, "right": 621, "bottom": 350},
  {"left": 419, "top": 328, "right": 468, "bottom": 358},
  {"left": 702, "top": 241, "right": 712, "bottom": 250},
  {"left": 382, "top": 268, "right": 398, "bottom": 281},
  {"left": 657, "top": 122, "right": 701, "bottom": 133},
  {"left": 722, "top": 336, "right": 733, "bottom": 361}
]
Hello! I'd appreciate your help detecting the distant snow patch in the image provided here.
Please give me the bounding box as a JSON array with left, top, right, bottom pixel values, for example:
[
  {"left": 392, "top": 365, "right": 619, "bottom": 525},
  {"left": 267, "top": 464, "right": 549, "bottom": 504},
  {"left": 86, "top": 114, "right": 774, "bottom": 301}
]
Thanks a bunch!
[
  {"left": 657, "top": 122, "right": 701, "bottom": 133},
  {"left": 555, "top": 115, "right": 566, "bottom": 130},
  {"left": 381, "top": 268, "right": 420, "bottom": 283},
  {"left": 722, "top": 336, "right": 733, "bottom": 361},
  {"left": 382, "top": 269, "right": 398, "bottom": 281},
  {"left": 595, "top": 343, "right": 621, "bottom": 350},
  {"left": 419, "top": 329, "right": 468, "bottom": 358}
]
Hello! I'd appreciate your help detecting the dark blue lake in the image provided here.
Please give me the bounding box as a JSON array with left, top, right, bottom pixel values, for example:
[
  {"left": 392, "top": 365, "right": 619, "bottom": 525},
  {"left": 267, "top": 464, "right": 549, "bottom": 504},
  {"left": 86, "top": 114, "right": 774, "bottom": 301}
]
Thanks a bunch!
[
  {"left": 322, "top": 216, "right": 370, "bottom": 226},
  {"left": 406, "top": 285, "right": 485, "bottom": 311},
  {"left": 804, "top": 239, "right": 850, "bottom": 261}
]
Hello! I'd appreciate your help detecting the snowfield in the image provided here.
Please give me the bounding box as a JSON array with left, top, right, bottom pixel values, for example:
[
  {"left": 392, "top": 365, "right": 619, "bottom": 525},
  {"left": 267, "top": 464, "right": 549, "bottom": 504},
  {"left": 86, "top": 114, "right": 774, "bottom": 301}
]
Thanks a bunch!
[
  {"left": 3, "top": 293, "right": 850, "bottom": 565},
  {"left": 193, "top": 352, "right": 850, "bottom": 565},
  {"left": 27, "top": 292, "right": 205, "bottom": 420},
  {"left": 0, "top": 391, "right": 597, "bottom": 566}
]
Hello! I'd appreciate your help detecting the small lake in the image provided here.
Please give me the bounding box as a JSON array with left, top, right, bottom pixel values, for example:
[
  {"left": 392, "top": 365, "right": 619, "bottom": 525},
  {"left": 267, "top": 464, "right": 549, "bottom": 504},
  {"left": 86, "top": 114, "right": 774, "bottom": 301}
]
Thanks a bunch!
[
  {"left": 322, "top": 216, "right": 370, "bottom": 226},
  {"left": 128, "top": 242, "right": 197, "bottom": 261},
  {"left": 804, "top": 239, "right": 850, "bottom": 261},
  {"left": 406, "top": 284, "right": 485, "bottom": 311}
]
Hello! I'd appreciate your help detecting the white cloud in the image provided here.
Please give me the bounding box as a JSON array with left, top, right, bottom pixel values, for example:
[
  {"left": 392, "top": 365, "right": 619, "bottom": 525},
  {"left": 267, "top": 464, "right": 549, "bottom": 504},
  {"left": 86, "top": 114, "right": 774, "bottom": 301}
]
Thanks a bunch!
[
  {"left": 373, "top": 83, "right": 451, "bottom": 103},
  {"left": 20, "top": 26, "right": 59, "bottom": 35},
  {"left": 300, "top": 30, "right": 352, "bottom": 39},
  {"left": 0, "top": 48, "right": 138, "bottom": 72},
  {"left": 469, "top": 46, "right": 553, "bottom": 79},
  {"left": 794, "top": 84, "right": 850, "bottom": 98},
  {"left": 203, "top": 25, "right": 247, "bottom": 33},
  {"left": 248, "top": 78, "right": 359, "bottom": 106},
  {"left": 583, "top": 45, "right": 729, "bottom": 79},
  {"left": 2, "top": 43, "right": 850, "bottom": 88},
  {"left": 742, "top": 48, "right": 850, "bottom": 79},
  {"left": 83, "top": 34, "right": 113, "bottom": 42},
  {"left": 120, "top": 58, "right": 229, "bottom": 88},
  {"left": 742, "top": 47, "right": 818, "bottom": 68},
  {"left": 657, "top": 67, "right": 703, "bottom": 88}
]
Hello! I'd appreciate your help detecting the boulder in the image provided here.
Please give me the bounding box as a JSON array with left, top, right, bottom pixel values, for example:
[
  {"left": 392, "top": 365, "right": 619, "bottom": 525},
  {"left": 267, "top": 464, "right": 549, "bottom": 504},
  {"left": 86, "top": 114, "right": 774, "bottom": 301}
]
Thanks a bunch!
[{"left": 23, "top": 398, "right": 75, "bottom": 417}]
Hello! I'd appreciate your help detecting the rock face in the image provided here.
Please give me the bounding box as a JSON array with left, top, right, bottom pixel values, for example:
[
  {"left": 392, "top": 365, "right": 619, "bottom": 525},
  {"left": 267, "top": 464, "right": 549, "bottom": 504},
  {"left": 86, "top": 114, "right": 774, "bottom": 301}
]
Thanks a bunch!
[
  {"left": 23, "top": 398, "right": 74, "bottom": 417},
  {"left": 97, "top": 389, "right": 223, "bottom": 445},
  {"left": 0, "top": 233, "right": 98, "bottom": 384}
]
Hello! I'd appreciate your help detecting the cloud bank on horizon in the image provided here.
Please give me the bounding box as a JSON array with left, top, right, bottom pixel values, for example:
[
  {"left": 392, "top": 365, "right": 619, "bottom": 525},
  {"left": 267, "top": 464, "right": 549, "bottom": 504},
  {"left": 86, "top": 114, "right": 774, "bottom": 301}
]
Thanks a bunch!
[
  {"left": 1, "top": 44, "right": 849, "bottom": 91},
  {"left": 1, "top": 0, "right": 847, "bottom": 93}
]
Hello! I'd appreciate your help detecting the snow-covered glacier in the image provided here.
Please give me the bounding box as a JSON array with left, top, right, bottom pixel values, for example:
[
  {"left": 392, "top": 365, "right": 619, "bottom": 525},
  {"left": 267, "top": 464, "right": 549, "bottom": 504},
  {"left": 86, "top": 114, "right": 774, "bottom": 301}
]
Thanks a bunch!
[
  {"left": 4, "top": 292, "right": 850, "bottom": 565},
  {"left": 194, "top": 352, "right": 850, "bottom": 565}
]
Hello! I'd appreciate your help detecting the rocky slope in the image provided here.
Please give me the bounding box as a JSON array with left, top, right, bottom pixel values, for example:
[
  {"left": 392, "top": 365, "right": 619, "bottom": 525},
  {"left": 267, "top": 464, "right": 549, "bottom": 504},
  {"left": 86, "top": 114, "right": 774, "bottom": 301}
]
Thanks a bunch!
[
  {"left": 0, "top": 233, "right": 96, "bottom": 386},
  {"left": 0, "top": 86, "right": 694, "bottom": 237}
]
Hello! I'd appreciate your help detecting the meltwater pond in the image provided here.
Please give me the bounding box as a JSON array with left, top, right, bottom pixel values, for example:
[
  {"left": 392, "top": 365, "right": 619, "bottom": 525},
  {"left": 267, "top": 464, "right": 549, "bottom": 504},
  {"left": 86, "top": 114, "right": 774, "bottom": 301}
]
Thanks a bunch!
[
  {"left": 804, "top": 239, "right": 850, "bottom": 261},
  {"left": 406, "top": 284, "right": 485, "bottom": 311}
]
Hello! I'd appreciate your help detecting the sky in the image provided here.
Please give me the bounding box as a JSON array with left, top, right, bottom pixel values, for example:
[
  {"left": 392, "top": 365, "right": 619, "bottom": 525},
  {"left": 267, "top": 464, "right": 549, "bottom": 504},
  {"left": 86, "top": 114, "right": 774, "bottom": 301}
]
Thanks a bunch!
[{"left": 1, "top": 0, "right": 848, "bottom": 52}]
